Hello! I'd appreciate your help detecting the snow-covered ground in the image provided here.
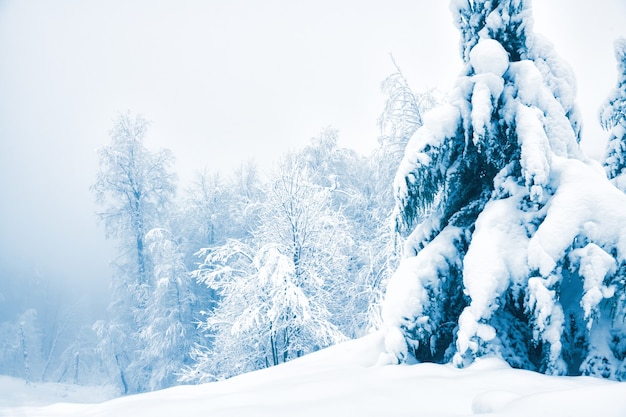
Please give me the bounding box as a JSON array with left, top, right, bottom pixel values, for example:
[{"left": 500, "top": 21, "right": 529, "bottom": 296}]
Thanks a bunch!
[
  {"left": 0, "top": 376, "right": 116, "bottom": 414},
  {"left": 2, "top": 332, "right": 625, "bottom": 417}
]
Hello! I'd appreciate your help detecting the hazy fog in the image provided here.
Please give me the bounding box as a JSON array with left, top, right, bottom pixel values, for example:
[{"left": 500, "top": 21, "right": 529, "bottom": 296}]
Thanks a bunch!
[{"left": 0, "top": 0, "right": 624, "bottom": 319}]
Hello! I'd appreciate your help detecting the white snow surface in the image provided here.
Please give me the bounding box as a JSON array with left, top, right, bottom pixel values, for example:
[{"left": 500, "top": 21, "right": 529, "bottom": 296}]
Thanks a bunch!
[
  {"left": 0, "top": 376, "right": 116, "bottom": 410},
  {"left": 2, "top": 332, "right": 625, "bottom": 417}
]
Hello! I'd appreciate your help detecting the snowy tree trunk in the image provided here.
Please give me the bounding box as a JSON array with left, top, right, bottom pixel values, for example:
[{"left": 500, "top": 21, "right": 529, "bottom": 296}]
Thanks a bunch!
[
  {"left": 19, "top": 324, "right": 31, "bottom": 384},
  {"left": 73, "top": 352, "right": 80, "bottom": 385}
]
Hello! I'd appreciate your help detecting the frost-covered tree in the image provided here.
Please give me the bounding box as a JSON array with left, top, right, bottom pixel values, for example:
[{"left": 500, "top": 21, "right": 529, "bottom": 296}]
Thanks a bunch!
[
  {"left": 175, "top": 170, "right": 235, "bottom": 256},
  {"left": 368, "top": 64, "right": 441, "bottom": 328},
  {"left": 92, "top": 112, "right": 178, "bottom": 393},
  {"left": 0, "top": 321, "right": 20, "bottom": 377},
  {"left": 184, "top": 240, "right": 346, "bottom": 382},
  {"left": 298, "top": 129, "right": 386, "bottom": 331},
  {"left": 379, "top": 0, "right": 626, "bottom": 380},
  {"left": 93, "top": 113, "right": 176, "bottom": 285},
  {"left": 601, "top": 37, "right": 626, "bottom": 190},
  {"left": 129, "top": 228, "right": 196, "bottom": 391},
  {"left": 38, "top": 303, "right": 77, "bottom": 382},
  {"left": 0, "top": 274, "right": 101, "bottom": 386},
  {"left": 183, "top": 155, "right": 350, "bottom": 381},
  {"left": 15, "top": 309, "right": 41, "bottom": 383},
  {"left": 55, "top": 324, "right": 109, "bottom": 385},
  {"left": 93, "top": 319, "right": 132, "bottom": 393},
  {"left": 378, "top": 56, "right": 439, "bottom": 170},
  {"left": 176, "top": 161, "right": 262, "bottom": 252}
]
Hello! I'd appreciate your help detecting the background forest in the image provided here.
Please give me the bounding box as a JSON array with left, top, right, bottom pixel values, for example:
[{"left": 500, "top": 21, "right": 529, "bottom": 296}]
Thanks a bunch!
[{"left": 0, "top": 71, "right": 436, "bottom": 393}]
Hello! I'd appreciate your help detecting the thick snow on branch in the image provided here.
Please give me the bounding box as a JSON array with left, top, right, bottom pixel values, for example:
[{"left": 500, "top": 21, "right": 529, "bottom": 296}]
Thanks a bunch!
[
  {"left": 469, "top": 39, "right": 507, "bottom": 147},
  {"left": 528, "top": 157, "right": 626, "bottom": 276},
  {"left": 393, "top": 104, "right": 461, "bottom": 231},
  {"left": 470, "top": 38, "right": 509, "bottom": 77},
  {"left": 455, "top": 179, "right": 530, "bottom": 360},
  {"left": 570, "top": 243, "right": 616, "bottom": 327},
  {"left": 380, "top": 226, "right": 464, "bottom": 363}
]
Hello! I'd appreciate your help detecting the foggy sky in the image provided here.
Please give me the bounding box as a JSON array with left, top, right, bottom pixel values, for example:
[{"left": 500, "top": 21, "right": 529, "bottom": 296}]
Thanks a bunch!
[{"left": 0, "top": 0, "right": 624, "bottom": 316}]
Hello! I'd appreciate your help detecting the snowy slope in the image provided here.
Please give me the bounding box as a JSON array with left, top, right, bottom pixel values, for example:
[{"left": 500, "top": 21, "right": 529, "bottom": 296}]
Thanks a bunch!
[
  {"left": 2, "top": 332, "right": 625, "bottom": 417},
  {"left": 0, "top": 377, "right": 116, "bottom": 410}
]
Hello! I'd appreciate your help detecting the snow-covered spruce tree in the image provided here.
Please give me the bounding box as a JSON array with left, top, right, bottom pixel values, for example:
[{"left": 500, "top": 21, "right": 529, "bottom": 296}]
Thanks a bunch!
[
  {"left": 601, "top": 37, "right": 626, "bottom": 191},
  {"left": 379, "top": 0, "right": 626, "bottom": 380}
]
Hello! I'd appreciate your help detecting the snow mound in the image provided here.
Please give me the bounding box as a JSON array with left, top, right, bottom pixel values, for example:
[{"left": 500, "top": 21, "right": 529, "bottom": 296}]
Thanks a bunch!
[
  {"left": 0, "top": 375, "right": 116, "bottom": 408},
  {"left": 471, "top": 390, "right": 521, "bottom": 414},
  {"left": 470, "top": 39, "right": 509, "bottom": 76},
  {"left": 1, "top": 335, "right": 626, "bottom": 417}
]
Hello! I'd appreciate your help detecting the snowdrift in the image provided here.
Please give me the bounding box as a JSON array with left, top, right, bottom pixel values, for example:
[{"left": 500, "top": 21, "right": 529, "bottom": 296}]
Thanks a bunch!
[{"left": 2, "top": 332, "right": 625, "bottom": 417}]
